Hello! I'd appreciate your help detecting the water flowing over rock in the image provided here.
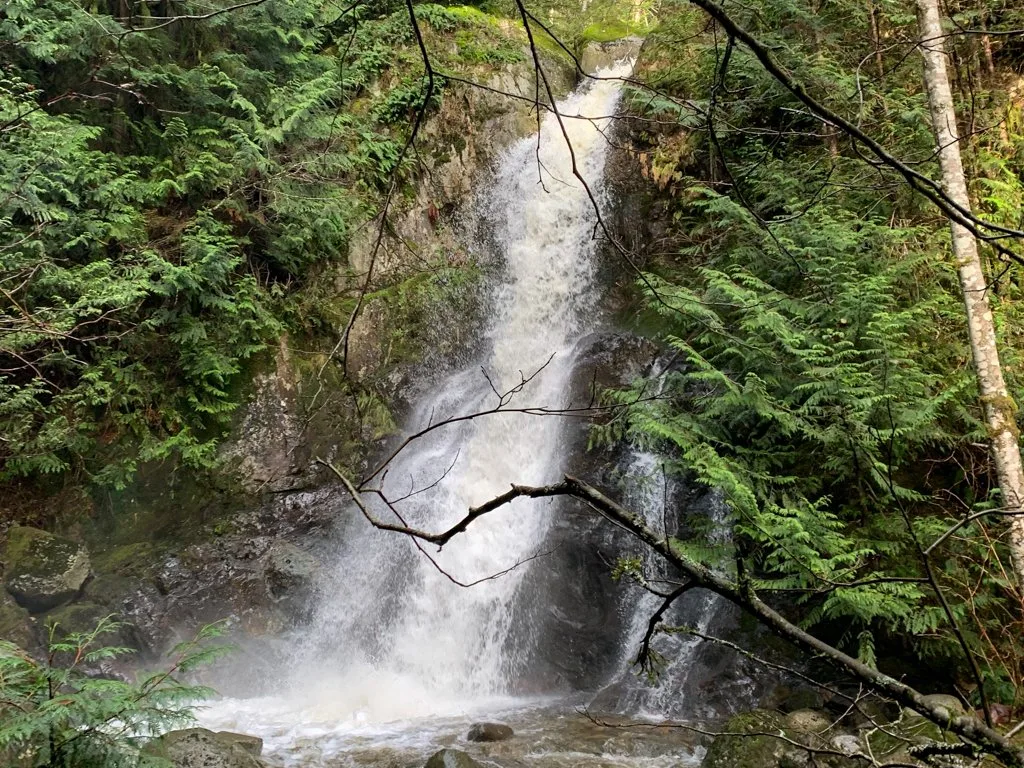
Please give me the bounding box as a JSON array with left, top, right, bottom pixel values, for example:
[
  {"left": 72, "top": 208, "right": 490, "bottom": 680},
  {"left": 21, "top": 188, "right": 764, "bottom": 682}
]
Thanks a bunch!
[
  {"left": 284, "top": 57, "right": 639, "bottom": 719},
  {"left": 4, "top": 525, "right": 90, "bottom": 613},
  {"left": 581, "top": 38, "right": 644, "bottom": 75},
  {"left": 196, "top": 55, "right": 694, "bottom": 765}
]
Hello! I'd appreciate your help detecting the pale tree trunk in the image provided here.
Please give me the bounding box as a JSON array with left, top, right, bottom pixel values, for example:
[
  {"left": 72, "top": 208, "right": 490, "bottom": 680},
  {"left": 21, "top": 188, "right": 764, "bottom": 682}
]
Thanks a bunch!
[{"left": 916, "top": 0, "right": 1024, "bottom": 585}]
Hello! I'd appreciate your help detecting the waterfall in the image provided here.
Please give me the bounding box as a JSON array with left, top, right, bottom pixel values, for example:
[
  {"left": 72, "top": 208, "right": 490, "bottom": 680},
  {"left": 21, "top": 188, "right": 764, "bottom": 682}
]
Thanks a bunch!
[
  {"left": 240, "top": 60, "right": 637, "bottom": 728},
  {"left": 198, "top": 55, "right": 728, "bottom": 768}
]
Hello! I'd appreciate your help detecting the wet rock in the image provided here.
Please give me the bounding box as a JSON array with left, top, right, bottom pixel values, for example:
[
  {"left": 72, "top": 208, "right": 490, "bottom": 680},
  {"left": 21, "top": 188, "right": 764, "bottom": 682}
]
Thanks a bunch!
[
  {"left": 41, "top": 600, "right": 142, "bottom": 652},
  {"left": 0, "top": 588, "right": 37, "bottom": 651},
  {"left": 216, "top": 732, "right": 263, "bottom": 757},
  {"left": 144, "top": 727, "right": 268, "bottom": 768},
  {"left": 784, "top": 709, "right": 831, "bottom": 733},
  {"left": 4, "top": 526, "right": 91, "bottom": 613},
  {"left": 580, "top": 37, "right": 644, "bottom": 75},
  {"left": 265, "top": 541, "right": 320, "bottom": 600},
  {"left": 425, "top": 748, "right": 482, "bottom": 768},
  {"left": 264, "top": 540, "right": 320, "bottom": 622},
  {"left": 467, "top": 722, "right": 514, "bottom": 742}
]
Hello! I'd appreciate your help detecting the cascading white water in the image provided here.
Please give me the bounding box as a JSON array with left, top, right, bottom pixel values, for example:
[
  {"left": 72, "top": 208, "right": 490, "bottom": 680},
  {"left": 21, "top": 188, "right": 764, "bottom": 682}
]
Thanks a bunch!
[
  {"left": 199, "top": 61, "right": 637, "bottom": 757},
  {"left": 300, "top": 59, "right": 634, "bottom": 717},
  {"left": 597, "top": 449, "right": 727, "bottom": 719}
]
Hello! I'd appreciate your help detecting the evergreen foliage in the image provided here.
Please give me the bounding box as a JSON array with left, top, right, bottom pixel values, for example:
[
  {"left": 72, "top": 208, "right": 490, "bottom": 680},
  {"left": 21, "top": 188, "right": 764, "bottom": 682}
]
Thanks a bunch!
[
  {"left": 0, "top": 0, "right": 524, "bottom": 489},
  {"left": 607, "top": 0, "right": 1024, "bottom": 705},
  {"left": 0, "top": 617, "right": 227, "bottom": 767}
]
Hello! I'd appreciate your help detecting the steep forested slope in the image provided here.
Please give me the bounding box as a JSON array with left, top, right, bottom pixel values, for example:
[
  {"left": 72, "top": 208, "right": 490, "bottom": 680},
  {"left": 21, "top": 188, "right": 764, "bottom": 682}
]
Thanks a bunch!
[
  {"left": 610, "top": 0, "right": 1024, "bottom": 712},
  {"left": 0, "top": 0, "right": 586, "bottom": 497}
]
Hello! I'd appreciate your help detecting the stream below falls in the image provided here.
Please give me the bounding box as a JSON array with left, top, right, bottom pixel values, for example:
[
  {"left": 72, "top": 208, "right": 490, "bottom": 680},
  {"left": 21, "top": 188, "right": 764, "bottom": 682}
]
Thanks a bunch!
[{"left": 196, "top": 57, "right": 742, "bottom": 767}]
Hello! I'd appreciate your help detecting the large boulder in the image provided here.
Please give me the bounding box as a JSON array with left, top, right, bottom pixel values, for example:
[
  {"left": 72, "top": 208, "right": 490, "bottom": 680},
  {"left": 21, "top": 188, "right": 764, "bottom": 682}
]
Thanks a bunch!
[
  {"left": 467, "top": 722, "right": 514, "bottom": 742},
  {"left": 425, "top": 749, "right": 482, "bottom": 768},
  {"left": 144, "top": 728, "right": 267, "bottom": 768},
  {"left": 4, "top": 526, "right": 91, "bottom": 613}
]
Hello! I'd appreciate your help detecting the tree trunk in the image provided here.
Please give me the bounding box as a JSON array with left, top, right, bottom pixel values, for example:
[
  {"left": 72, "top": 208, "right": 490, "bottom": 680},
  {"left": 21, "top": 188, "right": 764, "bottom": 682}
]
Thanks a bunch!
[{"left": 916, "top": 0, "right": 1024, "bottom": 585}]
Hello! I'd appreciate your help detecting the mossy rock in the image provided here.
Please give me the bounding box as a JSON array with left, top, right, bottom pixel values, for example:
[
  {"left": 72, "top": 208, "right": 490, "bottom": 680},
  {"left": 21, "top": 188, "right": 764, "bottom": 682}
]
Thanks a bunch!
[
  {"left": 865, "top": 710, "right": 957, "bottom": 758},
  {"left": 0, "top": 588, "right": 38, "bottom": 651},
  {"left": 143, "top": 728, "right": 267, "bottom": 768},
  {"left": 703, "top": 709, "right": 864, "bottom": 768},
  {"left": 702, "top": 710, "right": 788, "bottom": 768},
  {"left": 4, "top": 526, "right": 91, "bottom": 613},
  {"left": 90, "top": 541, "right": 159, "bottom": 578},
  {"left": 784, "top": 709, "right": 831, "bottom": 733}
]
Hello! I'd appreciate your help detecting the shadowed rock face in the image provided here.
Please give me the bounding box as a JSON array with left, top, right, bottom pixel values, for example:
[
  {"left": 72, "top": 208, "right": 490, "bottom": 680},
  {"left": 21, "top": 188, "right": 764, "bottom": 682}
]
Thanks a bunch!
[
  {"left": 0, "top": 589, "right": 35, "bottom": 651},
  {"left": 4, "top": 525, "right": 91, "bottom": 613}
]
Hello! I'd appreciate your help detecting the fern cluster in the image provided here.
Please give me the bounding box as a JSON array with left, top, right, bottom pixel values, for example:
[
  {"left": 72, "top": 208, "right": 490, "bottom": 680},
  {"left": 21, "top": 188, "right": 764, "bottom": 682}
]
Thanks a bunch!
[
  {"left": 609, "top": 0, "right": 1024, "bottom": 703},
  {"left": 0, "top": 0, "right": 529, "bottom": 489}
]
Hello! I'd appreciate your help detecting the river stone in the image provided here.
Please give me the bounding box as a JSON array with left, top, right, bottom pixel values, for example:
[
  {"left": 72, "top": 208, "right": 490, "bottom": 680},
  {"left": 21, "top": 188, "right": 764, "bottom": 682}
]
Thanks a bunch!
[
  {"left": 830, "top": 734, "right": 862, "bottom": 755},
  {"left": 425, "top": 749, "right": 482, "bottom": 768},
  {"left": 467, "top": 722, "right": 514, "bottom": 742},
  {"left": 4, "top": 526, "right": 91, "bottom": 613},
  {"left": 784, "top": 709, "right": 832, "bottom": 733},
  {"left": 144, "top": 728, "right": 267, "bottom": 768},
  {"left": 917, "top": 693, "right": 965, "bottom": 719}
]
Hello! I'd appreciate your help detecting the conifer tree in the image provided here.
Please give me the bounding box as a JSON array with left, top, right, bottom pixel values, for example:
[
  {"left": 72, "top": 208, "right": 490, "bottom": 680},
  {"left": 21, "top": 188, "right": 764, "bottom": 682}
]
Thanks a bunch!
[{"left": 915, "top": 0, "right": 1024, "bottom": 585}]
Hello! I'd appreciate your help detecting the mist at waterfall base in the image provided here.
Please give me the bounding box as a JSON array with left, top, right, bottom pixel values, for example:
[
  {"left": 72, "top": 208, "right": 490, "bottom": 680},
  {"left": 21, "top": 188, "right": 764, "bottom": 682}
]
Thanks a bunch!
[{"left": 197, "top": 60, "right": 731, "bottom": 766}]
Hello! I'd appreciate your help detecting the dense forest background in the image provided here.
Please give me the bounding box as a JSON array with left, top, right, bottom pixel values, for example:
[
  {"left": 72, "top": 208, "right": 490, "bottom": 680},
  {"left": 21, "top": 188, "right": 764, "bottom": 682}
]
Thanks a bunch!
[{"left": 3, "top": 0, "right": 1024, "bottom": 763}]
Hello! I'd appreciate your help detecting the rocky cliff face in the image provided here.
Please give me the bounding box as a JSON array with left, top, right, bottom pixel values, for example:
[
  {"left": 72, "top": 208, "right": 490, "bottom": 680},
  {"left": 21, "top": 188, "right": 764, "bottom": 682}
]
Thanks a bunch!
[{"left": 0, "top": 50, "right": 580, "bottom": 661}]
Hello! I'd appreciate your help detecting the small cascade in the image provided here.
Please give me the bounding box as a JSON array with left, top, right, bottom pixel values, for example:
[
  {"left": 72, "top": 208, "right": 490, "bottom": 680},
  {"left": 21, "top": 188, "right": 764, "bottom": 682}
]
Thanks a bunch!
[{"left": 586, "top": 446, "right": 730, "bottom": 720}]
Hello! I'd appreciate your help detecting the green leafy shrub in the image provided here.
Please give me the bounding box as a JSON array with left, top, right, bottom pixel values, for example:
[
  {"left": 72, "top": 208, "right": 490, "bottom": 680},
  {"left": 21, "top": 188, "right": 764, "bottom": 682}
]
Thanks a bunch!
[
  {"left": 0, "top": 617, "right": 229, "bottom": 768},
  {"left": 605, "top": 0, "right": 1024, "bottom": 702}
]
